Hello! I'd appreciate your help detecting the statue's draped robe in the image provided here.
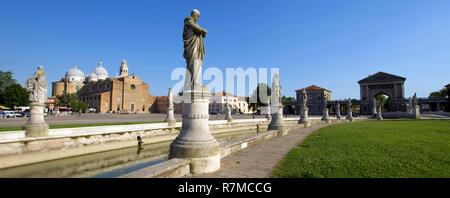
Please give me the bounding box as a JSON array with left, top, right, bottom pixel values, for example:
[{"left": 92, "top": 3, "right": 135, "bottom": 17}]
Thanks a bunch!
[
  {"left": 183, "top": 16, "right": 205, "bottom": 87},
  {"left": 302, "top": 92, "right": 308, "bottom": 108},
  {"left": 27, "top": 70, "right": 47, "bottom": 104}
]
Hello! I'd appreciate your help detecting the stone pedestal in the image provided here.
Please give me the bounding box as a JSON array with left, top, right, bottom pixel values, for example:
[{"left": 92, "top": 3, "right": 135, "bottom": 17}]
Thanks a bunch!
[
  {"left": 165, "top": 108, "right": 176, "bottom": 126},
  {"left": 376, "top": 112, "right": 383, "bottom": 120},
  {"left": 24, "top": 103, "right": 49, "bottom": 137},
  {"left": 376, "top": 106, "right": 383, "bottom": 120},
  {"left": 225, "top": 109, "right": 233, "bottom": 123},
  {"left": 299, "top": 107, "right": 311, "bottom": 127},
  {"left": 412, "top": 105, "right": 420, "bottom": 119},
  {"left": 346, "top": 110, "right": 353, "bottom": 121},
  {"left": 169, "top": 89, "right": 220, "bottom": 174},
  {"left": 321, "top": 108, "right": 331, "bottom": 123},
  {"left": 266, "top": 113, "right": 272, "bottom": 121},
  {"left": 268, "top": 105, "right": 287, "bottom": 136}
]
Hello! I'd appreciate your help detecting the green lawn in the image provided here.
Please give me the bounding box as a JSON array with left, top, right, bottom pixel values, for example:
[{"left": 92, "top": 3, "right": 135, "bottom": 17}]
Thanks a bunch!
[
  {"left": 272, "top": 120, "right": 450, "bottom": 178},
  {"left": 0, "top": 121, "right": 164, "bottom": 132}
]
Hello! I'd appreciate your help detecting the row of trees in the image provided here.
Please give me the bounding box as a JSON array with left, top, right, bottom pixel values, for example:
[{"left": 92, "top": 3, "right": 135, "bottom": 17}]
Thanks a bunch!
[
  {"left": 429, "top": 88, "right": 448, "bottom": 98},
  {"left": 0, "top": 71, "right": 29, "bottom": 108}
]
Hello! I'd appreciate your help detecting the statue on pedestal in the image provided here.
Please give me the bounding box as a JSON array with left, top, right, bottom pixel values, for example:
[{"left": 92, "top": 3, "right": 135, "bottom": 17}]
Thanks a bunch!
[
  {"left": 321, "top": 100, "right": 330, "bottom": 123},
  {"left": 346, "top": 98, "right": 353, "bottom": 121},
  {"left": 372, "top": 97, "right": 377, "bottom": 117},
  {"left": 170, "top": 9, "right": 220, "bottom": 174},
  {"left": 336, "top": 102, "right": 341, "bottom": 119},
  {"left": 24, "top": 66, "right": 49, "bottom": 137},
  {"left": 298, "top": 89, "right": 310, "bottom": 127},
  {"left": 376, "top": 99, "right": 383, "bottom": 120},
  {"left": 225, "top": 97, "right": 233, "bottom": 122},
  {"left": 165, "top": 88, "right": 177, "bottom": 126},
  {"left": 268, "top": 73, "right": 287, "bottom": 135}
]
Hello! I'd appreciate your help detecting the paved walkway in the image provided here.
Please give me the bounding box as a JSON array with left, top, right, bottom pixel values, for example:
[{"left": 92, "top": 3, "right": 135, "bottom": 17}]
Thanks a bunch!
[{"left": 187, "top": 124, "right": 327, "bottom": 178}]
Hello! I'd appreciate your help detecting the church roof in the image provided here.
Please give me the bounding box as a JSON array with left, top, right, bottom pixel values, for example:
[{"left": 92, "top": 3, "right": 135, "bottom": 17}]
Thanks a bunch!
[
  {"left": 358, "top": 72, "right": 406, "bottom": 84},
  {"left": 296, "top": 85, "right": 331, "bottom": 92}
]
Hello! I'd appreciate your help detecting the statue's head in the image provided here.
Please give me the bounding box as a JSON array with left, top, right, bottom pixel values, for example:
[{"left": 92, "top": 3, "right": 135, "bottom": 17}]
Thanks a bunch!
[
  {"left": 38, "top": 65, "right": 44, "bottom": 70},
  {"left": 191, "top": 9, "right": 201, "bottom": 20}
]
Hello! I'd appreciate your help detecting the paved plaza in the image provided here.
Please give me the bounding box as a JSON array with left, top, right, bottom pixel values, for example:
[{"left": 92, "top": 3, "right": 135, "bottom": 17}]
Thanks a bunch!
[{"left": 187, "top": 124, "right": 327, "bottom": 178}]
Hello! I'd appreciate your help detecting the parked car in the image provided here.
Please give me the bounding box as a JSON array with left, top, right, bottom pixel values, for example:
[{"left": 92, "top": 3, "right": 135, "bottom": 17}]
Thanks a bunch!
[
  {"left": 14, "top": 112, "right": 23, "bottom": 117},
  {"left": 2, "top": 111, "right": 16, "bottom": 118},
  {"left": 20, "top": 111, "right": 30, "bottom": 117}
]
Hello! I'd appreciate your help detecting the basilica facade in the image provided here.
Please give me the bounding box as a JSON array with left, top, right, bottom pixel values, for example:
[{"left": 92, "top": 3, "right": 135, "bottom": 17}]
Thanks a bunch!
[{"left": 51, "top": 60, "right": 154, "bottom": 113}]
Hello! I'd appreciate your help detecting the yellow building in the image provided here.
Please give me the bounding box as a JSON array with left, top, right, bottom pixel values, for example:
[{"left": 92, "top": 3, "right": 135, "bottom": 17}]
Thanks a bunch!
[{"left": 52, "top": 60, "right": 154, "bottom": 113}]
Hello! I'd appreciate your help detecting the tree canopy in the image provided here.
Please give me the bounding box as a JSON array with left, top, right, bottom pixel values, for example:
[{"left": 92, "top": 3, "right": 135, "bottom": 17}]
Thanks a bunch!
[
  {"left": 249, "top": 83, "right": 271, "bottom": 110},
  {"left": 0, "top": 70, "right": 29, "bottom": 108},
  {"left": 429, "top": 88, "right": 448, "bottom": 98},
  {"left": 56, "top": 93, "right": 88, "bottom": 112}
]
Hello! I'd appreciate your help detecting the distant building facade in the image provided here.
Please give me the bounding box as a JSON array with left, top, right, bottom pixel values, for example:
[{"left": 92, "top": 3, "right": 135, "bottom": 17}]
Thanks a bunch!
[
  {"left": 358, "top": 72, "right": 406, "bottom": 114},
  {"left": 151, "top": 96, "right": 182, "bottom": 114},
  {"left": 295, "top": 85, "right": 332, "bottom": 115},
  {"left": 52, "top": 60, "right": 154, "bottom": 113},
  {"left": 209, "top": 91, "right": 251, "bottom": 114}
]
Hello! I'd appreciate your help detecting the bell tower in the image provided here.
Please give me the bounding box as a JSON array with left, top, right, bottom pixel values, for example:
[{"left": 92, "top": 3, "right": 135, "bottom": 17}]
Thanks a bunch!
[{"left": 119, "top": 59, "right": 128, "bottom": 77}]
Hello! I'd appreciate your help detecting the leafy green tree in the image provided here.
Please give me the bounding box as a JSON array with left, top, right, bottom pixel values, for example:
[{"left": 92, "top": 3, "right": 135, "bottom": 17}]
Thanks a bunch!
[
  {"left": 429, "top": 88, "right": 448, "bottom": 98},
  {"left": 375, "top": 94, "right": 391, "bottom": 111},
  {"left": 281, "top": 96, "right": 296, "bottom": 106},
  {"left": 0, "top": 84, "right": 29, "bottom": 108},
  {"left": 0, "top": 71, "right": 16, "bottom": 93},
  {"left": 0, "top": 70, "right": 29, "bottom": 108},
  {"left": 249, "top": 83, "right": 271, "bottom": 110},
  {"left": 282, "top": 96, "right": 297, "bottom": 114},
  {"left": 56, "top": 93, "right": 88, "bottom": 112}
]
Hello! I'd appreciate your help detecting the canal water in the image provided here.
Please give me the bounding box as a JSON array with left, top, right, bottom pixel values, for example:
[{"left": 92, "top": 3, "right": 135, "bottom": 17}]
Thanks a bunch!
[{"left": 0, "top": 130, "right": 257, "bottom": 178}]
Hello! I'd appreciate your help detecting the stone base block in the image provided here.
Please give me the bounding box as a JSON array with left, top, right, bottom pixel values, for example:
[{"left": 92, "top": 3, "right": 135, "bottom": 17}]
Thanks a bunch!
[
  {"left": 166, "top": 119, "right": 177, "bottom": 126},
  {"left": 268, "top": 125, "right": 288, "bottom": 136},
  {"left": 305, "top": 122, "right": 311, "bottom": 127},
  {"left": 169, "top": 140, "right": 220, "bottom": 174},
  {"left": 189, "top": 155, "right": 221, "bottom": 174},
  {"left": 24, "top": 123, "right": 49, "bottom": 137},
  {"left": 322, "top": 119, "right": 331, "bottom": 124}
]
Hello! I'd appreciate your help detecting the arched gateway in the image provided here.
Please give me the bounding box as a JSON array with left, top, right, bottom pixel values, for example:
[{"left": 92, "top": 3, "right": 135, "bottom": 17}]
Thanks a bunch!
[{"left": 358, "top": 72, "right": 406, "bottom": 115}]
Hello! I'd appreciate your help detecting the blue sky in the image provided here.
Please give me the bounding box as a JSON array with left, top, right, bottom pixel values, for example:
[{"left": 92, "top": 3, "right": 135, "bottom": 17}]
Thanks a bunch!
[{"left": 1, "top": 0, "right": 450, "bottom": 99}]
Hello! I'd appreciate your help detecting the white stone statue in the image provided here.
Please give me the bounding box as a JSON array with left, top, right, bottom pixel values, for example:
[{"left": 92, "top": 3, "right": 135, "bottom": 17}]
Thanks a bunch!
[
  {"left": 301, "top": 89, "right": 308, "bottom": 108},
  {"left": 346, "top": 98, "right": 353, "bottom": 121},
  {"left": 336, "top": 102, "right": 341, "bottom": 119},
  {"left": 183, "top": 9, "right": 207, "bottom": 89},
  {"left": 268, "top": 73, "right": 287, "bottom": 135},
  {"left": 412, "top": 93, "right": 418, "bottom": 107},
  {"left": 372, "top": 97, "right": 377, "bottom": 116},
  {"left": 271, "top": 73, "right": 281, "bottom": 106},
  {"left": 165, "top": 88, "right": 176, "bottom": 126},
  {"left": 26, "top": 66, "right": 48, "bottom": 104},
  {"left": 168, "top": 88, "right": 174, "bottom": 109},
  {"left": 225, "top": 97, "right": 233, "bottom": 122}
]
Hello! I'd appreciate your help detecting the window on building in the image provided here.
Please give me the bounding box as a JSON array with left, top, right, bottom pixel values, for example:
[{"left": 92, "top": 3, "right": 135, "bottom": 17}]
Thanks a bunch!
[{"left": 130, "top": 84, "right": 136, "bottom": 90}]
